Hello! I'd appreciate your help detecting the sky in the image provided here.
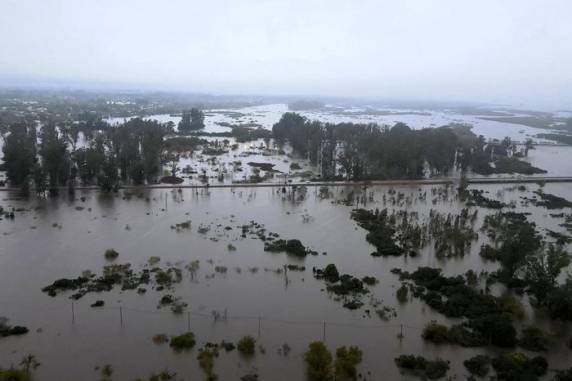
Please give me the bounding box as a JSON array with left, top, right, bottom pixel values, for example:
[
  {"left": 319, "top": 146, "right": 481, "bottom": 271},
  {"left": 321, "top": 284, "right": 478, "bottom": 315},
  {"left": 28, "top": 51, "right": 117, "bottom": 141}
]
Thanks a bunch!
[{"left": 1, "top": 0, "right": 571, "bottom": 108}]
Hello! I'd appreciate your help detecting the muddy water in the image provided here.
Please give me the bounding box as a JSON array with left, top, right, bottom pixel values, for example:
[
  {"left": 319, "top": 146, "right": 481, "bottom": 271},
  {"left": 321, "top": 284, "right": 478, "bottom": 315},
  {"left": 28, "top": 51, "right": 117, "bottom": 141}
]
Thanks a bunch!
[{"left": 1, "top": 183, "right": 571, "bottom": 380}]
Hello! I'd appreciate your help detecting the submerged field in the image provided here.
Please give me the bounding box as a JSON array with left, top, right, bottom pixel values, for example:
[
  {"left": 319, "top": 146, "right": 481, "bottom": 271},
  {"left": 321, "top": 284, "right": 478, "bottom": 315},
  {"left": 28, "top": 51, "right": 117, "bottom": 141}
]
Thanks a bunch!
[{"left": 1, "top": 181, "right": 572, "bottom": 380}]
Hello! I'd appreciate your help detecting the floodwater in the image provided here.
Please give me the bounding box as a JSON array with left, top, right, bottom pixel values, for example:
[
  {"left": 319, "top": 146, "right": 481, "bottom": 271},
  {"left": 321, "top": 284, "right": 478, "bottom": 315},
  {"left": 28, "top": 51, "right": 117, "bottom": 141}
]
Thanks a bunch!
[
  {"left": 103, "top": 103, "right": 572, "bottom": 180},
  {"left": 1, "top": 182, "right": 571, "bottom": 380},
  {"left": 104, "top": 103, "right": 560, "bottom": 142}
]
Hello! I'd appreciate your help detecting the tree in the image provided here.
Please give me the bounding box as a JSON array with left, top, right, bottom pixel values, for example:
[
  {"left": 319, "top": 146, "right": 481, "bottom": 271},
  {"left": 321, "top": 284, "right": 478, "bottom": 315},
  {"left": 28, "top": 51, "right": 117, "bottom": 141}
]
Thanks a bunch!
[
  {"left": 524, "top": 138, "right": 534, "bottom": 156},
  {"left": 178, "top": 108, "right": 205, "bottom": 131},
  {"left": 140, "top": 120, "right": 165, "bottom": 181},
  {"left": 304, "top": 342, "right": 333, "bottom": 381},
  {"left": 74, "top": 144, "right": 106, "bottom": 185},
  {"left": 98, "top": 155, "right": 119, "bottom": 192},
  {"left": 525, "top": 245, "right": 570, "bottom": 305},
  {"left": 335, "top": 346, "right": 363, "bottom": 380},
  {"left": 178, "top": 111, "right": 192, "bottom": 131},
  {"left": 32, "top": 163, "right": 47, "bottom": 196},
  {"left": 190, "top": 108, "right": 205, "bottom": 130},
  {"left": 1, "top": 123, "right": 37, "bottom": 188},
  {"left": 39, "top": 122, "right": 70, "bottom": 195},
  {"left": 62, "top": 123, "right": 80, "bottom": 153}
]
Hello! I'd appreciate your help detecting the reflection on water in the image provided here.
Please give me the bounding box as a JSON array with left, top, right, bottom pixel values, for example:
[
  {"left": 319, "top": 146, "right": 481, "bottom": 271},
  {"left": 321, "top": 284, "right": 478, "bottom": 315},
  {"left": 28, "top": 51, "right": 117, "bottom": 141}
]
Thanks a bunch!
[{"left": 1, "top": 183, "right": 571, "bottom": 380}]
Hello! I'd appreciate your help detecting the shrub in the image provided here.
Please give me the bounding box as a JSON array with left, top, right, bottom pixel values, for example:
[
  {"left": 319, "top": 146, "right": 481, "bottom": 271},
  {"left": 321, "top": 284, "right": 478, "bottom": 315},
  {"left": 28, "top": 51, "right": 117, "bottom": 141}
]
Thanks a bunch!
[
  {"left": 422, "top": 322, "right": 450, "bottom": 344},
  {"left": 396, "top": 285, "right": 409, "bottom": 303},
  {"left": 237, "top": 336, "right": 256, "bottom": 356},
  {"left": 425, "top": 360, "right": 450, "bottom": 379},
  {"left": 491, "top": 352, "right": 548, "bottom": 381},
  {"left": 170, "top": 332, "right": 196, "bottom": 351},
  {"left": 334, "top": 346, "right": 363, "bottom": 379},
  {"left": 499, "top": 295, "right": 525, "bottom": 320},
  {"left": 322, "top": 264, "right": 339, "bottom": 282},
  {"left": 104, "top": 249, "right": 119, "bottom": 260},
  {"left": 197, "top": 349, "right": 217, "bottom": 381},
  {"left": 467, "top": 315, "right": 517, "bottom": 347},
  {"left": 463, "top": 355, "right": 490, "bottom": 377},
  {"left": 304, "top": 341, "right": 333, "bottom": 381},
  {"left": 394, "top": 355, "right": 449, "bottom": 379},
  {"left": 519, "top": 326, "right": 549, "bottom": 351},
  {"left": 361, "top": 276, "right": 378, "bottom": 286}
]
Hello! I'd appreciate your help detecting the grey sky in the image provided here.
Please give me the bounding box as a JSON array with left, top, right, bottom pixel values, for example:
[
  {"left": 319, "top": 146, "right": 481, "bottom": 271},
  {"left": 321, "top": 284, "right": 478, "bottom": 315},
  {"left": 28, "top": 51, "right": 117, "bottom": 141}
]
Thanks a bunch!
[{"left": 1, "top": 0, "right": 571, "bottom": 107}]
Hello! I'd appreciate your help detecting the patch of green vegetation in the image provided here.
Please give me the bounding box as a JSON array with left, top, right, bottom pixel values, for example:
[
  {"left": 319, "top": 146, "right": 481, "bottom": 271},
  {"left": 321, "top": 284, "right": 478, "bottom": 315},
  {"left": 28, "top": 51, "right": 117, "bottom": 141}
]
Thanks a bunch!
[
  {"left": 304, "top": 342, "right": 333, "bottom": 381},
  {"left": 0, "top": 354, "right": 39, "bottom": 381},
  {"left": 361, "top": 276, "right": 378, "bottom": 286},
  {"left": 531, "top": 191, "right": 572, "bottom": 209},
  {"left": 169, "top": 332, "right": 196, "bottom": 351},
  {"left": 104, "top": 249, "right": 119, "bottom": 261},
  {"left": 148, "top": 256, "right": 161, "bottom": 266},
  {"left": 493, "top": 156, "right": 547, "bottom": 175},
  {"left": 463, "top": 355, "right": 490, "bottom": 377},
  {"left": 334, "top": 346, "right": 363, "bottom": 380},
  {"left": 264, "top": 239, "right": 312, "bottom": 257},
  {"left": 0, "top": 369, "right": 30, "bottom": 381},
  {"left": 491, "top": 352, "right": 548, "bottom": 381},
  {"left": 0, "top": 317, "right": 29, "bottom": 338},
  {"left": 236, "top": 336, "right": 256, "bottom": 356},
  {"left": 197, "top": 349, "right": 217, "bottom": 381},
  {"left": 351, "top": 208, "right": 405, "bottom": 256},
  {"left": 398, "top": 267, "right": 522, "bottom": 347},
  {"left": 519, "top": 326, "right": 550, "bottom": 352},
  {"left": 396, "top": 285, "right": 409, "bottom": 303},
  {"left": 422, "top": 317, "right": 517, "bottom": 348},
  {"left": 100, "top": 364, "right": 113, "bottom": 381},
  {"left": 467, "top": 189, "right": 509, "bottom": 209},
  {"left": 394, "top": 354, "right": 450, "bottom": 379},
  {"left": 499, "top": 295, "right": 526, "bottom": 320}
]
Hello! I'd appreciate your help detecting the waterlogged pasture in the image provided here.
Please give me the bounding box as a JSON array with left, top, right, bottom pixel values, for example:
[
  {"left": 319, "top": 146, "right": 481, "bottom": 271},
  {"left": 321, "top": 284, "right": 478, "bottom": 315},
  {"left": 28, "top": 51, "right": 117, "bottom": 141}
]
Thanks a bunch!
[{"left": 1, "top": 183, "right": 572, "bottom": 380}]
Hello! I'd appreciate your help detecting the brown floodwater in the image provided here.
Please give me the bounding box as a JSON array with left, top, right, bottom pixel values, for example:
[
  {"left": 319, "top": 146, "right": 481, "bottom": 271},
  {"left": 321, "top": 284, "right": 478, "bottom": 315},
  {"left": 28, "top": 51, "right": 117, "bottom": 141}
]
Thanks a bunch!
[{"left": 1, "top": 183, "right": 571, "bottom": 380}]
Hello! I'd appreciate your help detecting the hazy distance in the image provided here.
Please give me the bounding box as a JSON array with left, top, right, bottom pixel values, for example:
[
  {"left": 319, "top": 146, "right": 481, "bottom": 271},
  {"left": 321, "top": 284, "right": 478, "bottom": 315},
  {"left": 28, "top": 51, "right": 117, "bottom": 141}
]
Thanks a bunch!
[{"left": 1, "top": 0, "right": 571, "bottom": 108}]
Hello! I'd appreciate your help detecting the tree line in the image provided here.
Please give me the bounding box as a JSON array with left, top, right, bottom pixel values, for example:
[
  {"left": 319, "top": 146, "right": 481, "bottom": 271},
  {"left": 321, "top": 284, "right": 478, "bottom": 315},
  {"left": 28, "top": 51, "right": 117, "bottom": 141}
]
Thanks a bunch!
[
  {"left": 1, "top": 117, "right": 168, "bottom": 194},
  {"left": 1, "top": 111, "right": 546, "bottom": 192},
  {"left": 272, "top": 112, "right": 542, "bottom": 180}
]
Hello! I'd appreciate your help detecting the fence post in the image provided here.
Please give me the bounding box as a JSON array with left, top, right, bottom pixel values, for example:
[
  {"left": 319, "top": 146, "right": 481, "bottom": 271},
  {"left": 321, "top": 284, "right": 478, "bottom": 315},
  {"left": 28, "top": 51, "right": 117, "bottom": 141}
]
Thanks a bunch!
[
  {"left": 72, "top": 302, "right": 75, "bottom": 323},
  {"left": 187, "top": 312, "right": 191, "bottom": 331},
  {"left": 257, "top": 316, "right": 261, "bottom": 338},
  {"left": 398, "top": 324, "right": 404, "bottom": 340},
  {"left": 322, "top": 321, "right": 326, "bottom": 341},
  {"left": 120, "top": 306, "right": 123, "bottom": 327}
]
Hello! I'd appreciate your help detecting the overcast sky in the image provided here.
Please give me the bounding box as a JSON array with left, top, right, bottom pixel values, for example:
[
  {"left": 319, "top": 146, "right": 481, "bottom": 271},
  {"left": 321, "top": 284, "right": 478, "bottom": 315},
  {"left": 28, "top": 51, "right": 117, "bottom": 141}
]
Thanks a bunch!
[{"left": 1, "top": 0, "right": 571, "bottom": 107}]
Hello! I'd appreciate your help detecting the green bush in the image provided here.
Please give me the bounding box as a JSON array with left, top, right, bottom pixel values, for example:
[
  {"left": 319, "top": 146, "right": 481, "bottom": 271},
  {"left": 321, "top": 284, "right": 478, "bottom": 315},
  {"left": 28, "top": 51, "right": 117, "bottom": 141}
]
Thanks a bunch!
[
  {"left": 104, "top": 249, "right": 119, "bottom": 260},
  {"left": 519, "top": 326, "right": 549, "bottom": 351},
  {"left": 491, "top": 352, "right": 548, "bottom": 381},
  {"left": 394, "top": 354, "right": 450, "bottom": 380},
  {"left": 169, "top": 332, "right": 196, "bottom": 351},
  {"left": 335, "top": 346, "right": 363, "bottom": 379},
  {"left": 396, "top": 285, "right": 409, "bottom": 303},
  {"left": 0, "top": 369, "right": 30, "bottom": 381},
  {"left": 304, "top": 341, "right": 333, "bottom": 381},
  {"left": 463, "top": 355, "right": 490, "bottom": 377},
  {"left": 422, "top": 322, "right": 450, "bottom": 344},
  {"left": 236, "top": 336, "right": 256, "bottom": 356},
  {"left": 197, "top": 349, "right": 217, "bottom": 381}
]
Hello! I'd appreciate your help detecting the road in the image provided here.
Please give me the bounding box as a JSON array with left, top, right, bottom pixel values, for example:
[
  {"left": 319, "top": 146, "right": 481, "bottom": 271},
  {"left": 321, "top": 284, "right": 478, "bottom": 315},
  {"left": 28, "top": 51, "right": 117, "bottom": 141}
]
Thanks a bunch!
[{"left": 1, "top": 176, "right": 572, "bottom": 192}]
